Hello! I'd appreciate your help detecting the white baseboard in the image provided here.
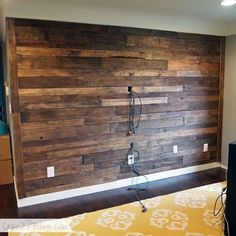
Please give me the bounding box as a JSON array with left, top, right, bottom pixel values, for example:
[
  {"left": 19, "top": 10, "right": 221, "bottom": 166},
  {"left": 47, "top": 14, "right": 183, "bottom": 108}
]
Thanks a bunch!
[
  {"left": 219, "top": 164, "right": 227, "bottom": 170},
  {"left": 14, "top": 162, "right": 221, "bottom": 208}
]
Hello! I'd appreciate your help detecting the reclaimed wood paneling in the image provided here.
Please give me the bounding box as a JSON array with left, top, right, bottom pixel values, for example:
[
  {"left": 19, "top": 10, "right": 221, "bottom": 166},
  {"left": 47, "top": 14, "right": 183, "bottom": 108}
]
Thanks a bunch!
[
  {"left": 6, "top": 17, "right": 224, "bottom": 198},
  {"left": 6, "top": 18, "right": 25, "bottom": 198}
]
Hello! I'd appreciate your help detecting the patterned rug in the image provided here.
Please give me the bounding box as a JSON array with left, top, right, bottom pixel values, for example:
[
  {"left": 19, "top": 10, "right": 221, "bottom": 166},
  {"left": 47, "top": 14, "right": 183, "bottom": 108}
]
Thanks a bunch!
[{"left": 9, "top": 182, "right": 226, "bottom": 236}]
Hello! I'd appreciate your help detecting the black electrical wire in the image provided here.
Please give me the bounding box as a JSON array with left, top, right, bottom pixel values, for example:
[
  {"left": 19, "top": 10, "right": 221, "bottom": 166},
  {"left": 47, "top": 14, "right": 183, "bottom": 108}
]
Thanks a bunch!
[
  {"left": 213, "top": 187, "right": 226, "bottom": 217},
  {"left": 128, "top": 90, "right": 142, "bottom": 135},
  {"left": 129, "top": 163, "right": 149, "bottom": 191},
  {"left": 128, "top": 163, "right": 149, "bottom": 213},
  {"left": 133, "top": 189, "right": 147, "bottom": 213},
  {"left": 127, "top": 88, "right": 146, "bottom": 212},
  {"left": 213, "top": 187, "right": 230, "bottom": 236},
  {"left": 127, "top": 143, "right": 149, "bottom": 213}
]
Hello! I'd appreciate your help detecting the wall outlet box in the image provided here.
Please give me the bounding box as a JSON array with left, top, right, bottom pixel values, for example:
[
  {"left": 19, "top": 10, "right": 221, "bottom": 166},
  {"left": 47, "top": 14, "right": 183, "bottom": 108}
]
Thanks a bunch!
[
  {"left": 128, "top": 154, "right": 135, "bottom": 165},
  {"left": 5, "top": 86, "right": 10, "bottom": 96},
  {"left": 9, "top": 104, "right": 12, "bottom": 114},
  {"left": 203, "top": 143, "right": 208, "bottom": 152},
  {"left": 47, "top": 166, "right": 55, "bottom": 178},
  {"left": 173, "top": 145, "right": 178, "bottom": 154}
]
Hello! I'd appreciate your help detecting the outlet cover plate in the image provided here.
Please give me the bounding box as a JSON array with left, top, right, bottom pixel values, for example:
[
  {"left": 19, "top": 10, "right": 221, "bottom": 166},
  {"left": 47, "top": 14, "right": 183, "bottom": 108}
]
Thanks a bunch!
[
  {"left": 203, "top": 143, "right": 208, "bottom": 152},
  {"left": 47, "top": 166, "right": 55, "bottom": 178},
  {"left": 173, "top": 145, "right": 178, "bottom": 154},
  {"left": 128, "top": 154, "right": 135, "bottom": 165}
]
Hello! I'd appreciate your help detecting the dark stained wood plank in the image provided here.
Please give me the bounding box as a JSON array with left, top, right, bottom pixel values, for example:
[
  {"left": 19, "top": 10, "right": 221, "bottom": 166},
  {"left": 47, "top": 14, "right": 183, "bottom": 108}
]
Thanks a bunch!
[
  {"left": 216, "top": 38, "right": 225, "bottom": 162},
  {"left": 21, "top": 119, "right": 85, "bottom": 130},
  {"left": 20, "top": 106, "right": 116, "bottom": 123},
  {"left": 184, "top": 110, "right": 218, "bottom": 125},
  {"left": 15, "top": 25, "right": 127, "bottom": 46},
  {"left": 21, "top": 123, "right": 110, "bottom": 142},
  {"left": 19, "top": 76, "right": 91, "bottom": 88},
  {"left": 100, "top": 58, "right": 168, "bottom": 70},
  {"left": 127, "top": 35, "right": 187, "bottom": 49},
  {"left": 18, "top": 86, "right": 183, "bottom": 96},
  {"left": 17, "top": 55, "right": 101, "bottom": 69}
]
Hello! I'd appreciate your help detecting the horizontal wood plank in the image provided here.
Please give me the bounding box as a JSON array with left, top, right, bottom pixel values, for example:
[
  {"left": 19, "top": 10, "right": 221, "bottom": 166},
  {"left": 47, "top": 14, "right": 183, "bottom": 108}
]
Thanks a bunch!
[{"left": 18, "top": 86, "right": 183, "bottom": 96}]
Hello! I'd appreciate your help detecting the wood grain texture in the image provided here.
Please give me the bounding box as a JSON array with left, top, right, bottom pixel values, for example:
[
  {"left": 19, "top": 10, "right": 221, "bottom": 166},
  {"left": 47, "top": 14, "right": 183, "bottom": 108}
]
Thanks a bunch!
[
  {"left": 6, "top": 18, "right": 25, "bottom": 198},
  {"left": 216, "top": 38, "right": 225, "bottom": 162},
  {"left": 7, "top": 17, "right": 224, "bottom": 198}
]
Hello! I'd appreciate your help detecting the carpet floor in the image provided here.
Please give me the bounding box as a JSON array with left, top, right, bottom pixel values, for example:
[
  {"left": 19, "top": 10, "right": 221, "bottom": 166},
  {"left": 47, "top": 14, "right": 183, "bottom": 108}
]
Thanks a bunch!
[{"left": 9, "top": 182, "right": 226, "bottom": 236}]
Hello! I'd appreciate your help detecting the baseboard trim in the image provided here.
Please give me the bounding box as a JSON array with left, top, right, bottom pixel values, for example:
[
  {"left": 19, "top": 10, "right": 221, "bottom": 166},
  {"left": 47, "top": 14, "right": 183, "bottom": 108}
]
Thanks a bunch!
[
  {"left": 219, "top": 164, "right": 227, "bottom": 170},
  {"left": 15, "top": 162, "right": 221, "bottom": 208}
]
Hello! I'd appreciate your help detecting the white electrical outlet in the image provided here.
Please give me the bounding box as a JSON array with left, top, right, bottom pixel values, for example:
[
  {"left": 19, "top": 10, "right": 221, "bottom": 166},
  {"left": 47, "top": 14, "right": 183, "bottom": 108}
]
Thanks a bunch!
[
  {"left": 47, "top": 166, "right": 55, "bottom": 178},
  {"left": 203, "top": 143, "right": 208, "bottom": 152},
  {"left": 9, "top": 104, "right": 12, "bottom": 114},
  {"left": 5, "top": 86, "right": 10, "bottom": 96},
  {"left": 173, "top": 145, "right": 178, "bottom": 154},
  {"left": 128, "top": 154, "right": 135, "bottom": 165}
]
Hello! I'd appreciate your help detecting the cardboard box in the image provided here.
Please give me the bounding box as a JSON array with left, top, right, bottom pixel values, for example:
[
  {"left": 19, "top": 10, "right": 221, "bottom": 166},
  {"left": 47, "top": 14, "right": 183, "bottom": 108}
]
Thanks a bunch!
[
  {"left": 0, "top": 159, "right": 13, "bottom": 185},
  {"left": 0, "top": 134, "right": 12, "bottom": 161}
]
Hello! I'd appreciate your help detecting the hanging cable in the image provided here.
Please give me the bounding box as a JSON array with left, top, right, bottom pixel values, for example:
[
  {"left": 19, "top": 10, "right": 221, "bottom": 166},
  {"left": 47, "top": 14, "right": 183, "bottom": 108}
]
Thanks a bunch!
[
  {"left": 127, "top": 87, "right": 146, "bottom": 212},
  {"left": 127, "top": 142, "right": 149, "bottom": 213},
  {"left": 213, "top": 187, "right": 230, "bottom": 236},
  {"left": 128, "top": 87, "right": 142, "bottom": 135},
  {"left": 213, "top": 187, "right": 227, "bottom": 217}
]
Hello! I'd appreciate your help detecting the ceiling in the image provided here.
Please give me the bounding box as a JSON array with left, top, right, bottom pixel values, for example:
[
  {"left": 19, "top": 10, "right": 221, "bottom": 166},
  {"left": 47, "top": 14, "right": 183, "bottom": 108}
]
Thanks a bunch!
[
  {"left": 75, "top": 0, "right": 236, "bottom": 23},
  {"left": 0, "top": 0, "right": 236, "bottom": 41}
]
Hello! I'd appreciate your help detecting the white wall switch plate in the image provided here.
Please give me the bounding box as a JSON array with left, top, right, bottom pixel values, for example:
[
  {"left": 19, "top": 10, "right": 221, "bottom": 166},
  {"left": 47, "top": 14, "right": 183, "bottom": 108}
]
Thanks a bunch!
[
  {"left": 203, "top": 143, "right": 208, "bottom": 152},
  {"left": 173, "top": 145, "right": 178, "bottom": 154},
  {"left": 47, "top": 166, "right": 55, "bottom": 178}
]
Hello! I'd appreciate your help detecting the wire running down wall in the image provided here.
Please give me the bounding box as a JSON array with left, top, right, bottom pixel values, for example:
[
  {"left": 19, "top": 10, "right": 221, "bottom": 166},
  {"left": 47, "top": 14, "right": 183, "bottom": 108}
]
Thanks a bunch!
[{"left": 6, "top": 18, "right": 224, "bottom": 198}]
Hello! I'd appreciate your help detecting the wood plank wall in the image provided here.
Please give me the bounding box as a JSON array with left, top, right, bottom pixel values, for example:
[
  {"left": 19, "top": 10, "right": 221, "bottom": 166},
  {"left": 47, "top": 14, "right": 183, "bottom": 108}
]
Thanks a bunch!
[{"left": 6, "top": 18, "right": 225, "bottom": 198}]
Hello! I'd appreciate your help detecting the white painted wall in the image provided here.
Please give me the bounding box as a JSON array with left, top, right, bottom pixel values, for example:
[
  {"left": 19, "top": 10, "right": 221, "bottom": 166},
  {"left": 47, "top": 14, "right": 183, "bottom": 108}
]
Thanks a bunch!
[
  {"left": 0, "top": 2, "right": 3, "bottom": 41},
  {"left": 225, "top": 23, "right": 236, "bottom": 36},
  {"left": 222, "top": 34, "right": 236, "bottom": 166},
  {"left": 0, "top": 0, "right": 233, "bottom": 43}
]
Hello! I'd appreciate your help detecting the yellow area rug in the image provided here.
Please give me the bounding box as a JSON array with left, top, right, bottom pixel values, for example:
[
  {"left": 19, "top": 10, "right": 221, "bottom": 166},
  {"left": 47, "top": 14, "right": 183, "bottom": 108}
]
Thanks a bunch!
[{"left": 9, "top": 182, "right": 226, "bottom": 236}]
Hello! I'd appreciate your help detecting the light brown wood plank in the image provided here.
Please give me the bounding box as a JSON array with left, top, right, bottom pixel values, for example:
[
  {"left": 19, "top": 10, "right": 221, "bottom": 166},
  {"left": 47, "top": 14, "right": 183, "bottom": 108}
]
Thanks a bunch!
[
  {"left": 102, "top": 97, "right": 168, "bottom": 106},
  {"left": 19, "top": 86, "right": 183, "bottom": 96}
]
